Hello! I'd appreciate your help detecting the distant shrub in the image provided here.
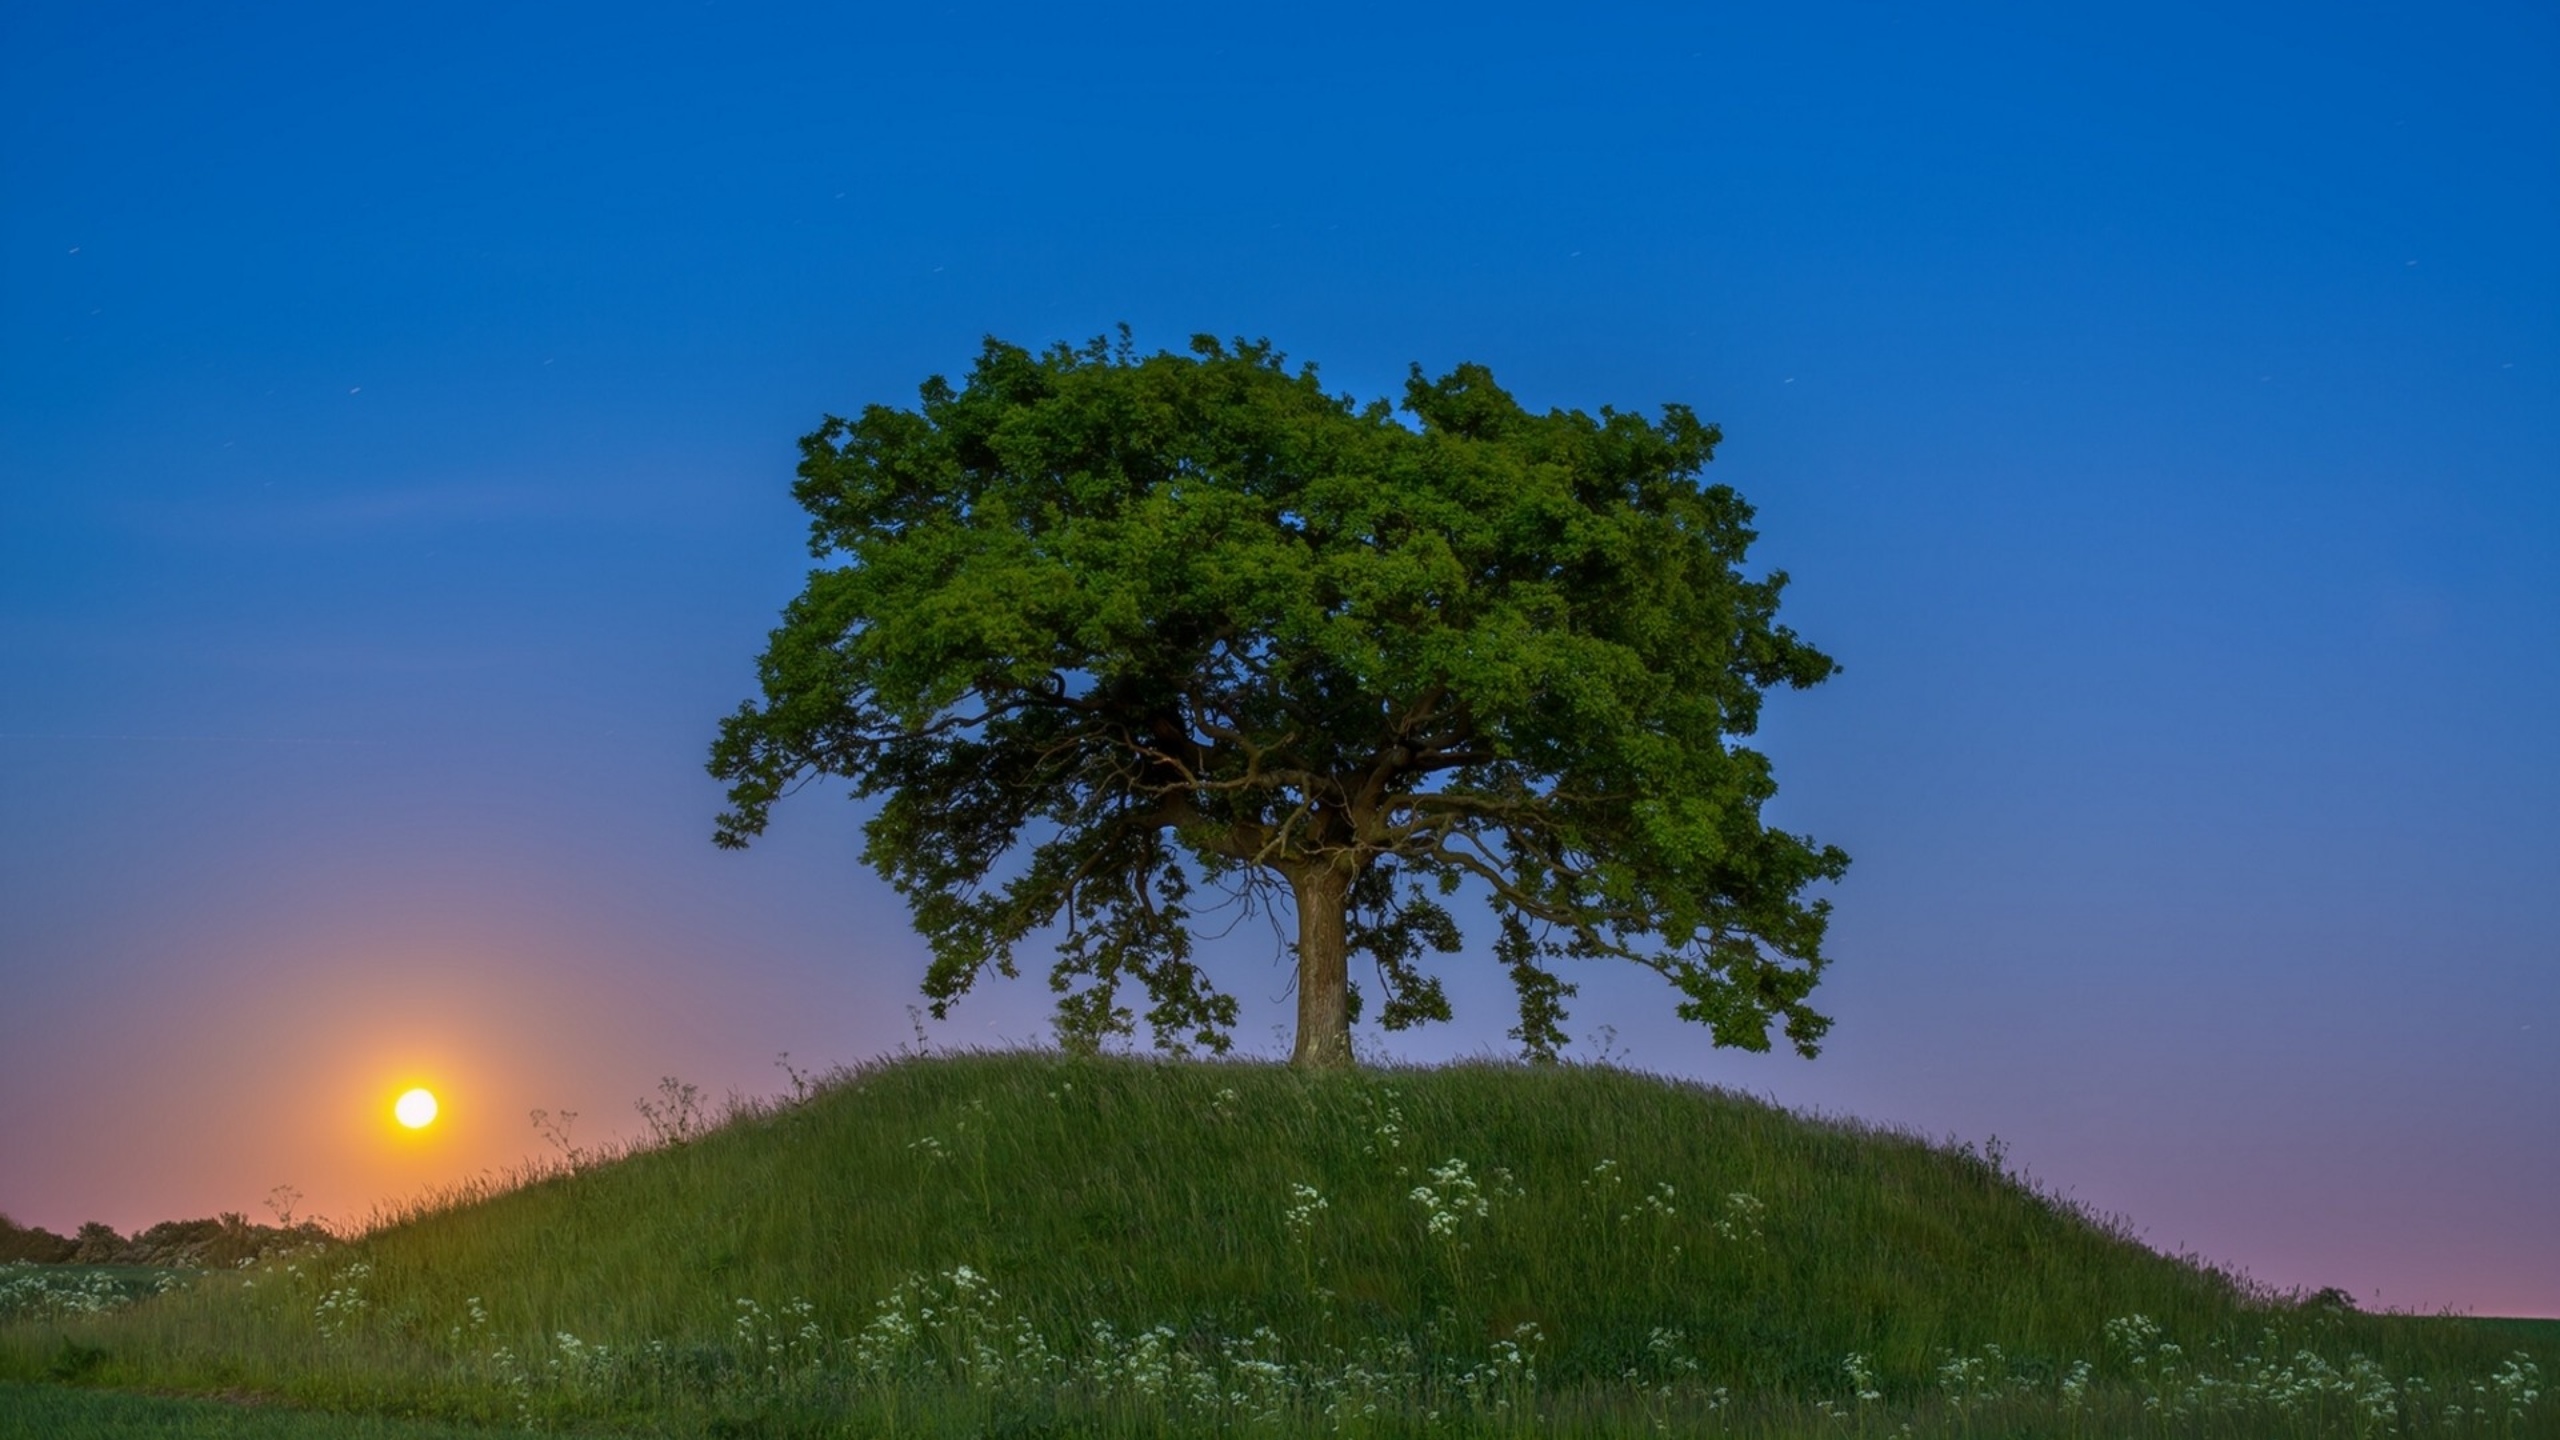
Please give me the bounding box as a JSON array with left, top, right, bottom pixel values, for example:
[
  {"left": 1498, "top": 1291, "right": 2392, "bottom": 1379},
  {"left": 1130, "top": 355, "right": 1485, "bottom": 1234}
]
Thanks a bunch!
[
  {"left": 0, "top": 1212, "right": 328, "bottom": 1269},
  {"left": 70, "top": 1223, "right": 124, "bottom": 1264},
  {"left": 0, "top": 1216, "right": 74, "bottom": 1265}
]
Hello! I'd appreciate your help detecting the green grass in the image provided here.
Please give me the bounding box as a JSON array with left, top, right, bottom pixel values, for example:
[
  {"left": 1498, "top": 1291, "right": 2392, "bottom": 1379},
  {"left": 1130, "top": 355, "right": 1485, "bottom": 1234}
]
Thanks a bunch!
[
  {"left": 2, "top": 1052, "right": 2549, "bottom": 1436},
  {"left": 0, "top": 1381, "right": 537, "bottom": 1438}
]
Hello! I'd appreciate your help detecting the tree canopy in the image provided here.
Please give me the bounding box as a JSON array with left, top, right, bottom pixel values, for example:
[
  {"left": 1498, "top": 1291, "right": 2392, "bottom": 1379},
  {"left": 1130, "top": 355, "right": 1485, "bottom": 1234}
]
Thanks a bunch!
[{"left": 710, "top": 332, "right": 1848, "bottom": 1068}]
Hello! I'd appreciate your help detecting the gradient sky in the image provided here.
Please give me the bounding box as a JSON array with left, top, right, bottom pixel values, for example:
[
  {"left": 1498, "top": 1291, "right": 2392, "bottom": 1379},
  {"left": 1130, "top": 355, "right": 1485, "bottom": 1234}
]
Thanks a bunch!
[{"left": 3, "top": 2, "right": 2553, "bottom": 1315}]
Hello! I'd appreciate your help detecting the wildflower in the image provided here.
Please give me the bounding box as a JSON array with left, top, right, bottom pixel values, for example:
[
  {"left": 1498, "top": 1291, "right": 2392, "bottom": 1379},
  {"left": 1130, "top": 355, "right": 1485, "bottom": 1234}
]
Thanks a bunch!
[
  {"left": 1844, "top": 1351, "right": 1882, "bottom": 1403},
  {"left": 1409, "top": 1158, "right": 1491, "bottom": 1239},
  {"left": 2105, "top": 1313, "right": 2164, "bottom": 1364},
  {"left": 1938, "top": 1352, "right": 1986, "bottom": 1407},
  {"left": 2493, "top": 1353, "right": 2543, "bottom": 1419},
  {"left": 1714, "top": 1191, "right": 1765, "bottom": 1244},
  {"left": 2059, "top": 1359, "right": 2093, "bottom": 1409},
  {"left": 1283, "top": 1182, "right": 1329, "bottom": 1235}
]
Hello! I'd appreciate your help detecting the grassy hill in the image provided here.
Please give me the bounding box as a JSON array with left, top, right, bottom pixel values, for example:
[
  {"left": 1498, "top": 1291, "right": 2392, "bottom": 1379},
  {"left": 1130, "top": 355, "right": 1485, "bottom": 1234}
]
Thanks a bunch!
[{"left": 2, "top": 1052, "right": 2548, "bottom": 1436}]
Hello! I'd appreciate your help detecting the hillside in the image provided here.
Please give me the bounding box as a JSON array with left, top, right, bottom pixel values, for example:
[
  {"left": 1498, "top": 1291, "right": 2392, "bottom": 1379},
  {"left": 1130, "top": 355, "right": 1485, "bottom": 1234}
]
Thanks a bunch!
[{"left": 2, "top": 1053, "right": 2547, "bottom": 1436}]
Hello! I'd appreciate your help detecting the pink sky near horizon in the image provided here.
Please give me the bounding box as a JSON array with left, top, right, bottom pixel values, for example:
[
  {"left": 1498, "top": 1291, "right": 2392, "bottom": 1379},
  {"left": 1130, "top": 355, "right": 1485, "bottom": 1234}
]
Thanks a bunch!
[{"left": 7, "top": 866, "right": 2552, "bottom": 1320}]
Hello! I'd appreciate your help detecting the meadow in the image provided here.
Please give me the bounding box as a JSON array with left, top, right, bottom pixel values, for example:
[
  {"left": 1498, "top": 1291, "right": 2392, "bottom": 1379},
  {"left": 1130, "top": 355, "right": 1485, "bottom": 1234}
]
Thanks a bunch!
[{"left": 1, "top": 1052, "right": 2548, "bottom": 1437}]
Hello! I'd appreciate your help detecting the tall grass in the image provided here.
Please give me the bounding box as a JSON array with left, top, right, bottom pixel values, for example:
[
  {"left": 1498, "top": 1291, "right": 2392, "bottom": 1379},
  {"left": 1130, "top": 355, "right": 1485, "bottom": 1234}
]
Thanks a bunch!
[{"left": 2, "top": 1052, "right": 2546, "bottom": 1436}]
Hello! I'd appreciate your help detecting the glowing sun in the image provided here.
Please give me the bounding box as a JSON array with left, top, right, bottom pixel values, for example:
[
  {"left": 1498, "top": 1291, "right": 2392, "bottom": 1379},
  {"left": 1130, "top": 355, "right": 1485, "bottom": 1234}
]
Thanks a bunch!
[{"left": 394, "top": 1088, "right": 439, "bottom": 1129}]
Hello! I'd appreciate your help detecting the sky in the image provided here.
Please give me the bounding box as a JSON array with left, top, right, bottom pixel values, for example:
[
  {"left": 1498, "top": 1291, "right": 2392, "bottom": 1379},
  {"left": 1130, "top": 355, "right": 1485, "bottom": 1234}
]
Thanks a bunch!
[{"left": 2, "top": 1, "right": 2553, "bottom": 1315}]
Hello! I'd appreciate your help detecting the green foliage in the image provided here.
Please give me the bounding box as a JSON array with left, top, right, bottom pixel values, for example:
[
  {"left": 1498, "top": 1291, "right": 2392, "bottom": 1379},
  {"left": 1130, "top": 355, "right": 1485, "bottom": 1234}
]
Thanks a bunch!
[
  {"left": 711, "top": 331, "right": 1849, "bottom": 1064},
  {"left": 0, "top": 1380, "right": 537, "bottom": 1437},
  {"left": 0, "top": 1215, "right": 77, "bottom": 1265},
  {"left": 2, "top": 1214, "right": 328, "bottom": 1272},
  {"left": 4, "top": 1055, "right": 2546, "bottom": 1437}
]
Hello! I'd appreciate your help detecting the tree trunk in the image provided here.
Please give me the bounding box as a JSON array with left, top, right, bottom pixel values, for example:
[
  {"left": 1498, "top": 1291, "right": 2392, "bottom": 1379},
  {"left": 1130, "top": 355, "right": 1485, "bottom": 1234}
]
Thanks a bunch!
[{"left": 1288, "top": 862, "right": 1355, "bottom": 1069}]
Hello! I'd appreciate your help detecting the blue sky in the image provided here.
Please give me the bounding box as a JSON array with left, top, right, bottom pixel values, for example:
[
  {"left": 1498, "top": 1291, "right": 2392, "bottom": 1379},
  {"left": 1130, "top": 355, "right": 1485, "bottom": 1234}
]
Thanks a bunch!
[{"left": 3, "top": 1, "right": 2554, "bottom": 1313}]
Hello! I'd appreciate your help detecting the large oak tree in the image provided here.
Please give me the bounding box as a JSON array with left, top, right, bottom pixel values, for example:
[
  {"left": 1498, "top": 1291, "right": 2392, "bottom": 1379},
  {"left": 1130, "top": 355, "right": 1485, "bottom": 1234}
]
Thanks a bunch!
[{"left": 710, "top": 333, "right": 1848, "bottom": 1068}]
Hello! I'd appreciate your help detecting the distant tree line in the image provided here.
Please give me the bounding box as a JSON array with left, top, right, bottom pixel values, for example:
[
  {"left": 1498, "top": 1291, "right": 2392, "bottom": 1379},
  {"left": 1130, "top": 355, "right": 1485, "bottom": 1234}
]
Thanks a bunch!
[{"left": 0, "top": 1211, "right": 329, "bottom": 1268}]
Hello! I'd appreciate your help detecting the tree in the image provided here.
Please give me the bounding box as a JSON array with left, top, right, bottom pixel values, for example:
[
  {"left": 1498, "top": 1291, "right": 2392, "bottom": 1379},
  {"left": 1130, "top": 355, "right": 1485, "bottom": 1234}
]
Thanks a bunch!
[{"left": 710, "top": 332, "right": 1848, "bottom": 1069}]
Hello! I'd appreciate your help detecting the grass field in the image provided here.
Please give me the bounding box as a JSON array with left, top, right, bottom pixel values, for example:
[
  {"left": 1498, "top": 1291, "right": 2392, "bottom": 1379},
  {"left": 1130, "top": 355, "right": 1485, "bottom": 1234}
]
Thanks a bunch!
[
  {"left": 0, "top": 1381, "right": 538, "bottom": 1438},
  {"left": 2, "top": 1052, "right": 2549, "bottom": 1436}
]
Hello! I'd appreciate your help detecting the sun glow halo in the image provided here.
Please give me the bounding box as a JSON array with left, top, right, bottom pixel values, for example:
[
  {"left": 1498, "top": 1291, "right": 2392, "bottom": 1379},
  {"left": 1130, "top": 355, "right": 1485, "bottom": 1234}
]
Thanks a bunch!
[{"left": 394, "top": 1087, "right": 439, "bottom": 1129}]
